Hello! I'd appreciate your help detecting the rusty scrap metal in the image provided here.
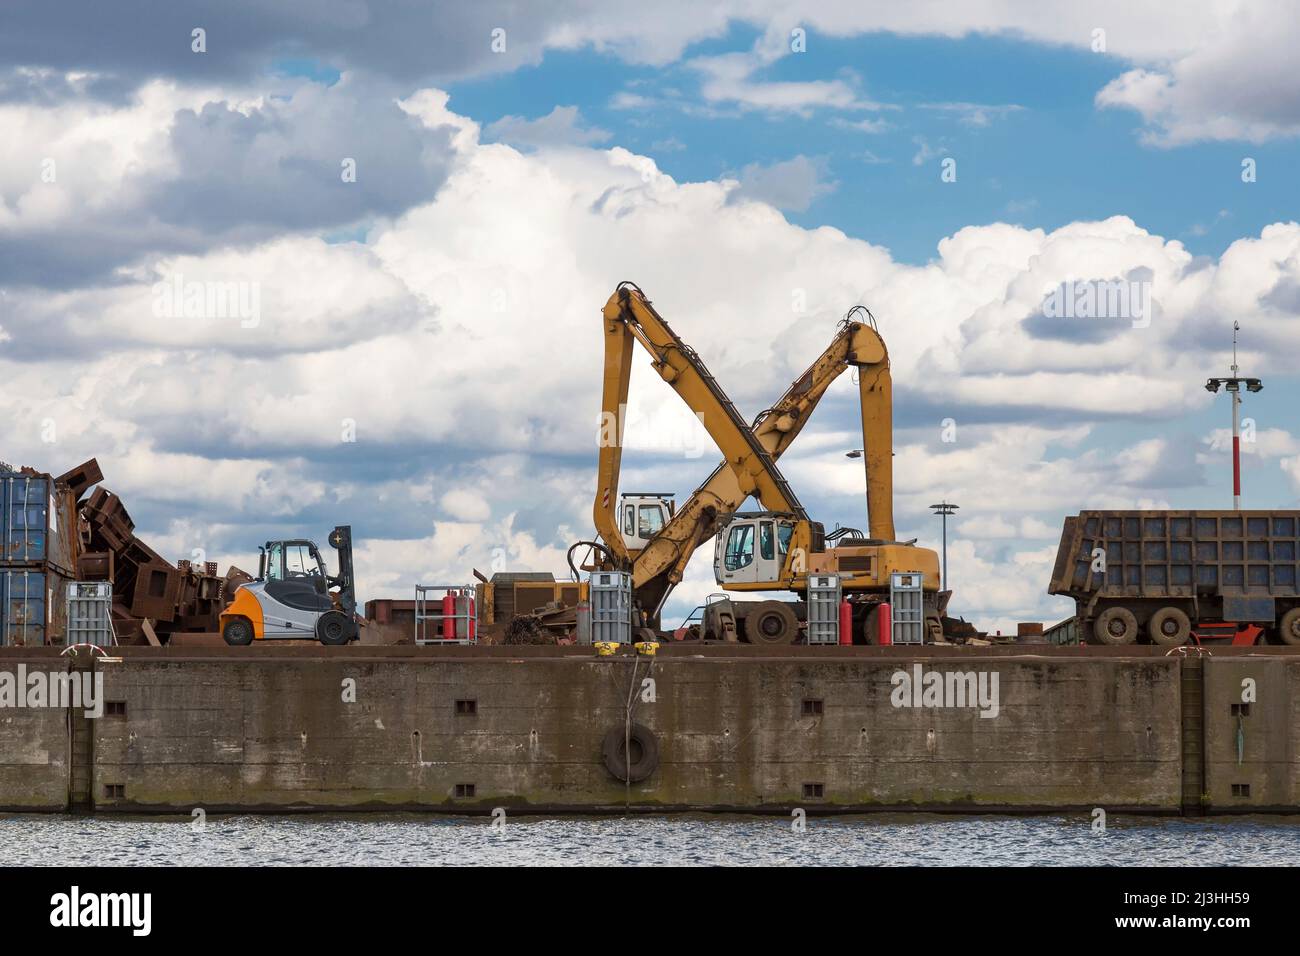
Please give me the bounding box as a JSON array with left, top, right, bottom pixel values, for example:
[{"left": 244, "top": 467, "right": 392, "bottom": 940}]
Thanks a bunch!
[
  {"left": 502, "top": 615, "right": 559, "bottom": 645},
  {"left": 54, "top": 458, "right": 104, "bottom": 501}
]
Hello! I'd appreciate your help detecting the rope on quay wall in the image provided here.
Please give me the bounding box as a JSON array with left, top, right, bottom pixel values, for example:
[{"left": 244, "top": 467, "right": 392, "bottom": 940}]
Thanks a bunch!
[{"left": 622, "top": 653, "right": 654, "bottom": 812}]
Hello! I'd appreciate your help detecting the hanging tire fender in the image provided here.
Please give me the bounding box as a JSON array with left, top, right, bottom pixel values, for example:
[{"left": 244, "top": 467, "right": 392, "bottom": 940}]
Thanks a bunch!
[{"left": 601, "top": 722, "right": 659, "bottom": 783}]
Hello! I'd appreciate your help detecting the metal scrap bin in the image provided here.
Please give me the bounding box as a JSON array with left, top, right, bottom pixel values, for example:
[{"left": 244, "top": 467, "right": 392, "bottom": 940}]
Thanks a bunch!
[
  {"left": 806, "top": 574, "right": 841, "bottom": 645},
  {"left": 590, "top": 571, "right": 632, "bottom": 644},
  {"left": 66, "top": 581, "right": 114, "bottom": 647}
]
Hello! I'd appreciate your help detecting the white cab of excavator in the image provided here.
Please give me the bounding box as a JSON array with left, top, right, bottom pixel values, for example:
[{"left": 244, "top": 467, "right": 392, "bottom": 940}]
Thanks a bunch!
[
  {"left": 713, "top": 512, "right": 797, "bottom": 586},
  {"left": 619, "top": 493, "right": 675, "bottom": 554}
]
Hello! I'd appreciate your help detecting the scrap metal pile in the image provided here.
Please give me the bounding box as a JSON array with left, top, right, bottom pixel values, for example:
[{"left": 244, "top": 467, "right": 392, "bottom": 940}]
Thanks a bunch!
[{"left": 1, "top": 457, "right": 248, "bottom": 646}]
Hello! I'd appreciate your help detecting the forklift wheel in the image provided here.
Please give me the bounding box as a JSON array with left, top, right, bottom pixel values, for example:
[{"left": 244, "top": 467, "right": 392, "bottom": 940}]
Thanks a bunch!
[
  {"left": 316, "top": 610, "right": 353, "bottom": 646},
  {"left": 222, "top": 618, "right": 254, "bottom": 646}
]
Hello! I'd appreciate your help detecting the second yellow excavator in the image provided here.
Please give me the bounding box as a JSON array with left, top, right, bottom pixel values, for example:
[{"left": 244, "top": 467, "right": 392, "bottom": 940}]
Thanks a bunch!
[{"left": 583, "top": 282, "right": 944, "bottom": 645}]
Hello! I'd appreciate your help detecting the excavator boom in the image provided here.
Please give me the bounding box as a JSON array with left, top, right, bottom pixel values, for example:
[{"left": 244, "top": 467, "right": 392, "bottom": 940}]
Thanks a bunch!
[
  {"left": 850, "top": 309, "right": 895, "bottom": 543},
  {"left": 591, "top": 282, "right": 897, "bottom": 621},
  {"left": 594, "top": 282, "right": 807, "bottom": 564}
]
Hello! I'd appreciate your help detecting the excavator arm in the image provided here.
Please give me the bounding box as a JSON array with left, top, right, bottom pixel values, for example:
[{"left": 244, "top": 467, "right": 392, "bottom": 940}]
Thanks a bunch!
[
  {"left": 591, "top": 281, "right": 896, "bottom": 622},
  {"left": 848, "top": 306, "right": 895, "bottom": 543},
  {"left": 631, "top": 315, "right": 893, "bottom": 620},
  {"left": 594, "top": 282, "right": 808, "bottom": 565}
]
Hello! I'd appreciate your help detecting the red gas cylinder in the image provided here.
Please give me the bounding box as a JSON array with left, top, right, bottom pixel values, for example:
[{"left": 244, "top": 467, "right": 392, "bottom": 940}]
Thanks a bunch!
[
  {"left": 838, "top": 599, "right": 853, "bottom": 645},
  {"left": 877, "top": 603, "right": 892, "bottom": 646},
  {"left": 441, "top": 593, "right": 456, "bottom": 639}
]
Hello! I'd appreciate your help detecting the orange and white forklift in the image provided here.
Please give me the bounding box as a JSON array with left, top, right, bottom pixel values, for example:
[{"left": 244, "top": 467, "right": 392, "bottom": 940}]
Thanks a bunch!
[{"left": 220, "top": 526, "right": 358, "bottom": 645}]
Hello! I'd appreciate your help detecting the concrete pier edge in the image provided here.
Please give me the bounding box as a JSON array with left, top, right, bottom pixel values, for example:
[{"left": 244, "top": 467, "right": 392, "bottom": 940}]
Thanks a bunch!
[{"left": 0, "top": 645, "right": 1295, "bottom": 815}]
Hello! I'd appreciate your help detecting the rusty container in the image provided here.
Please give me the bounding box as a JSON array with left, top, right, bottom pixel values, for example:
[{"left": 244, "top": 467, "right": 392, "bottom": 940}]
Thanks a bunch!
[
  {"left": 0, "top": 568, "right": 71, "bottom": 646},
  {"left": 1, "top": 471, "right": 78, "bottom": 574}
]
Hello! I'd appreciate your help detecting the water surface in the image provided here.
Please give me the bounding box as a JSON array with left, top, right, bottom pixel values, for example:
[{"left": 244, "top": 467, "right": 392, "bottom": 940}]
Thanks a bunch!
[{"left": 3, "top": 813, "right": 1298, "bottom": 866}]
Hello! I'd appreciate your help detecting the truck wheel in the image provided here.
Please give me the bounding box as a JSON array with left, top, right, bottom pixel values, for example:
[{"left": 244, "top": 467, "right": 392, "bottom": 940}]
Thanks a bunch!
[
  {"left": 744, "top": 601, "right": 799, "bottom": 646},
  {"left": 316, "top": 610, "right": 353, "bottom": 646},
  {"left": 1279, "top": 608, "right": 1300, "bottom": 646},
  {"left": 1148, "top": 606, "right": 1191, "bottom": 647},
  {"left": 1093, "top": 607, "right": 1138, "bottom": 645}
]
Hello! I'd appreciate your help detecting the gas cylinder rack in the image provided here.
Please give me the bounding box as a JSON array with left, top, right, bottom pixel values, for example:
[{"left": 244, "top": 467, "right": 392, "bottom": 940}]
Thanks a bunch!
[{"left": 414, "top": 584, "right": 478, "bottom": 645}]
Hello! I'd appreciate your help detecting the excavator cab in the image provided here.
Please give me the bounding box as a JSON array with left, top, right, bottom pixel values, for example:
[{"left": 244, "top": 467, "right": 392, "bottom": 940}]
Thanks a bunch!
[
  {"left": 714, "top": 512, "right": 797, "bottom": 586},
  {"left": 619, "top": 493, "right": 674, "bottom": 554},
  {"left": 220, "top": 525, "right": 358, "bottom": 646}
]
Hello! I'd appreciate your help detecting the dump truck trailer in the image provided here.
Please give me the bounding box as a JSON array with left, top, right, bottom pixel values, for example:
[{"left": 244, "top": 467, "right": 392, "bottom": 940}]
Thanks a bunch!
[{"left": 1049, "top": 510, "right": 1300, "bottom": 646}]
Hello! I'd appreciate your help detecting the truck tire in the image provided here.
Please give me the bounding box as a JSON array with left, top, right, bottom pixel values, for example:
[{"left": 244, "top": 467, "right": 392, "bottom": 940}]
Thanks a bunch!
[
  {"left": 222, "top": 617, "right": 254, "bottom": 646},
  {"left": 1279, "top": 607, "right": 1300, "bottom": 646},
  {"left": 1093, "top": 606, "right": 1138, "bottom": 645},
  {"left": 744, "top": 600, "right": 800, "bottom": 646},
  {"left": 601, "top": 723, "right": 659, "bottom": 783},
  {"left": 1148, "top": 606, "right": 1191, "bottom": 647}
]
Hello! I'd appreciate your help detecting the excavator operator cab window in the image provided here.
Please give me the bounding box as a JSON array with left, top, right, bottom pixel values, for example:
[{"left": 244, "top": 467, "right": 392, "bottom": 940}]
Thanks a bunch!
[
  {"left": 638, "top": 505, "right": 665, "bottom": 540},
  {"left": 724, "top": 524, "right": 755, "bottom": 571},
  {"left": 623, "top": 505, "right": 635, "bottom": 537},
  {"left": 759, "top": 521, "right": 775, "bottom": 561},
  {"left": 777, "top": 523, "right": 793, "bottom": 557}
]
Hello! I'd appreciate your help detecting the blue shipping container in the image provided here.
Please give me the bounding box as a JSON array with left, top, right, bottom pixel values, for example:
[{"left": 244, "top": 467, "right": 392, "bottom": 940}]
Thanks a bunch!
[
  {"left": 0, "top": 568, "right": 69, "bottom": 646},
  {"left": 1, "top": 473, "right": 75, "bottom": 571}
]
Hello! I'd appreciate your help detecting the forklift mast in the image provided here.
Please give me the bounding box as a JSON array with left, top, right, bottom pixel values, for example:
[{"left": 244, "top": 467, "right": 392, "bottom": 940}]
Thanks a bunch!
[{"left": 327, "top": 525, "right": 356, "bottom": 616}]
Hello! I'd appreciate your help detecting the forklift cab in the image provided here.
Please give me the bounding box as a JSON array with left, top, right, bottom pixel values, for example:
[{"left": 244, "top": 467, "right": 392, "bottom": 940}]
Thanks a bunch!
[
  {"left": 714, "top": 512, "right": 797, "bottom": 586},
  {"left": 259, "top": 539, "right": 334, "bottom": 613},
  {"left": 619, "top": 493, "right": 675, "bottom": 553}
]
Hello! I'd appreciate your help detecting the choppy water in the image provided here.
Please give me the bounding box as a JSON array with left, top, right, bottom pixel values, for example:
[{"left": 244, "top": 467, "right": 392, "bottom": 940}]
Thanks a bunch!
[{"left": 2, "top": 813, "right": 1299, "bottom": 866}]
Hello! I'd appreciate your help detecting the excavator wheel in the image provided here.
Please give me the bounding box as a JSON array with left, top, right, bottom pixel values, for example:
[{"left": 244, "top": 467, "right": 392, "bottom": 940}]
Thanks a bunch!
[
  {"left": 744, "top": 601, "right": 800, "bottom": 646},
  {"left": 316, "top": 610, "right": 354, "bottom": 646}
]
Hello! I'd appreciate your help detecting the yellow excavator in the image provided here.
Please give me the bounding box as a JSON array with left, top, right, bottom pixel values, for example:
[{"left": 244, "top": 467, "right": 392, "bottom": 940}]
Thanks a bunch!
[{"left": 580, "top": 282, "right": 944, "bottom": 644}]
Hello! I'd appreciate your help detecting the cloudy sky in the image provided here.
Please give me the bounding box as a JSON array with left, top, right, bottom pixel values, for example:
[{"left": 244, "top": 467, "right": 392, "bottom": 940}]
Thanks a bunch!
[{"left": 2, "top": 1, "right": 1298, "bottom": 632}]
